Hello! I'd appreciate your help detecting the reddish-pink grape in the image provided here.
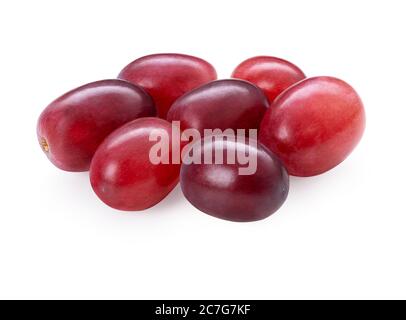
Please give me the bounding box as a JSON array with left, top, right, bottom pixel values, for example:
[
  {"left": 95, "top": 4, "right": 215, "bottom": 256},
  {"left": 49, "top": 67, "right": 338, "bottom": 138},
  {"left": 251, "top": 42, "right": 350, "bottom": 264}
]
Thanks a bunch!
[
  {"left": 259, "top": 76, "right": 366, "bottom": 176},
  {"left": 232, "top": 56, "right": 305, "bottom": 104},
  {"left": 118, "top": 53, "right": 217, "bottom": 118},
  {"left": 90, "top": 118, "right": 180, "bottom": 211}
]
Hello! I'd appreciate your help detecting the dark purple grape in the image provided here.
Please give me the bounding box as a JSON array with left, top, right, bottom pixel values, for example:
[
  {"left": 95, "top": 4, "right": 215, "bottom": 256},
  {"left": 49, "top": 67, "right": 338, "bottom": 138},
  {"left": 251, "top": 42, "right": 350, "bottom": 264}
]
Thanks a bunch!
[{"left": 180, "top": 136, "right": 289, "bottom": 222}]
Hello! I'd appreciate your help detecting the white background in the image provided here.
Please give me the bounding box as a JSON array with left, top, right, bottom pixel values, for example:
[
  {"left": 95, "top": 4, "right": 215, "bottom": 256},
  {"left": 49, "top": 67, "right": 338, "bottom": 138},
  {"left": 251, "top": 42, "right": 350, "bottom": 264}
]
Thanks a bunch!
[{"left": 0, "top": 0, "right": 405, "bottom": 300}]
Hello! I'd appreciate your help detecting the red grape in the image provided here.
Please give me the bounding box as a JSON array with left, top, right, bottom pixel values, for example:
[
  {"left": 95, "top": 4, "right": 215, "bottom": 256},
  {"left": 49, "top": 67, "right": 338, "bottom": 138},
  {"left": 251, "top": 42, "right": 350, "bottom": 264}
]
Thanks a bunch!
[
  {"left": 118, "top": 53, "right": 217, "bottom": 118},
  {"left": 180, "top": 137, "right": 289, "bottom": 222},
  {"left": 90, "top": 118, "right": 180, "bottom": 211},
  {"left": 232, "top": 56, "right": 305, "bottom": 104},
  {"left": 167, "top": 79, "right": 269, "bottom": 135},
  {"left": 37, "top": 79, "right": 156, "bottom": 172},
  {"left": 259, "top": 76, "right": 366, "bottom": 176}
]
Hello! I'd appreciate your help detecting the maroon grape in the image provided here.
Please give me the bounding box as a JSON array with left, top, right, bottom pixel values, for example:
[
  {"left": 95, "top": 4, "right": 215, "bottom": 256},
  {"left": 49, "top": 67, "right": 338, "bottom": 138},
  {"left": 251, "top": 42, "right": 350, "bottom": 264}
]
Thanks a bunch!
[
  {"left": 167, "top": 79, "right": 269, "bottom": 135},
  {"left": 37, "top": 79, "right": 156, "bottom": 172},
  {"left": 180, "top": 137, "right": 289, "bottom": 222}
]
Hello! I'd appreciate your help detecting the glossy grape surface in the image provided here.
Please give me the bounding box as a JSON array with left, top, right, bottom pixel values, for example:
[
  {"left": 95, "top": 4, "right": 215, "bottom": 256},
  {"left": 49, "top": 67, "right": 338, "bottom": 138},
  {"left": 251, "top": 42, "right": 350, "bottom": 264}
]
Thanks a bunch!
[
  {"left": 167, "top": 79, "right": 269, "bottom": 135},
  {"left": 259, "top": 76, "right": 366, "bottom": 176},
  {"left": 180, "top": 137, "right": 289, "bottom": 222},
  {"left": 90, "top": 118, "right": 180, "bottom": 211},
  {"left": 118, "top": 53, "right": 217, "bottom": 118},
  {"left": 232, "top": 56, "right": 305, "bottom": 104},
  {"left": 37, "top": 80, "right": 156, "bottom": 172}
]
